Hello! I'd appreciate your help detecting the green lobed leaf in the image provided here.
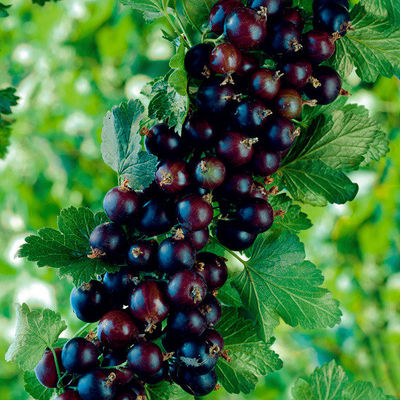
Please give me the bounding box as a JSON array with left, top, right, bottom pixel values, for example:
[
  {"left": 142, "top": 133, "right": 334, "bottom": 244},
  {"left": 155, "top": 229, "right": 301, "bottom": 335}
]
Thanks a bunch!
[
  {"left": 182, "top": 0, "right": 215, "bottom": 30},
  {"left": 24, "top": 371, "right": 54, "bottom": 400},
  {"left": 215, "top": 308, "right": 282, "bottom": 394},
  {"left": 360, "top": 129, "right": 390, "bottom": 167},
  {"left": 5, "top": 304, "right": 67, "bottom": 371},
  {"left": 146, "top": 381, "right": 191, "bottom": 400},
  {"left": 362, "top": 0, "right": 400, "bottom": 26},
  {"left": 18, "top": 206, "right": 121, "bottom": 285},
  {"left": 343, "top": 381, "right": 396, "bottom": 400},
  {"left": 232, "top": 230, "right": 342, "bottom": 336},
  {"left": 101, "top": 99, "right": 158, "bottom": 190},
  {"left": 0, "top": 3, "right": 10, "bottom": 18},
  {"left": 120, "top": 0, "right": 163, "bottom": 13},
  {"left": 292, "top": 378, "right": 312, "bottom": 399},
  {"left": 168, "top": 43, "right": 188, "bottom": 96},
  {"left": 329, "top": 4, "right": 400, "bottom": 82}
]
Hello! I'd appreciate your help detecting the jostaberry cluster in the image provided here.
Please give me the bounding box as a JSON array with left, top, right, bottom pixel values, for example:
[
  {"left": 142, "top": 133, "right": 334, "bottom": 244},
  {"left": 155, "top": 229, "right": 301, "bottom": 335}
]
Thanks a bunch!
[{"left": 34, "top": 0, "right": 351, "bottom": 398}]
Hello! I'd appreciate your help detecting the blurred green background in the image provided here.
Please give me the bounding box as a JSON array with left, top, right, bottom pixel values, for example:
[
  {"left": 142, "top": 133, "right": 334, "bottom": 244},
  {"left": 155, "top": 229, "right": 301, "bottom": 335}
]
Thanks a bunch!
[{"left": 0, "top": 1, "right": 399, "bottom": 399}]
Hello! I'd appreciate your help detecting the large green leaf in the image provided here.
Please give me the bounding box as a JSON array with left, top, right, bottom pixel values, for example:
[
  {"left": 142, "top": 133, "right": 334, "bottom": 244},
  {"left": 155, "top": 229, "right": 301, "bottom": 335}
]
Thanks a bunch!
[{"left": 362, "top": 0, "right": 400, "bottom": 26}]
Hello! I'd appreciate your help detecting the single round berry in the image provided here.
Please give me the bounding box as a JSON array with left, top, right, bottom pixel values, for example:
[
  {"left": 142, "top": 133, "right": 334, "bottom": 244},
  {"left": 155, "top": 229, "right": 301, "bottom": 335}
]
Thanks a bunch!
[
  {"left": 77, "top": 370, "right": 116, "bottom": 400},
  {"left": 304, "top": 65, "right": 342, "bottom": 105},
  {"left": 280, "top": 58, "right": 312, "bottom": 89},
  {"left": 282, "top": 7, "right": 304, "bottom": 31},
  {"left": 193, "top": 157, "right": 226, "bottom": 190},
  {"left": 97, "top": 310, "right": 138, "bottom": 349},
  {"left": 144, "top": 123, "right": 185, "bottom": 159},
  {"left": 129, "top": 280, "right": 170, "bottom": 330},
  {"left": 203, "top": 329, "right": 224, "bottom": 351},
  {"left": 176, "top": 339, "right": 218, "bottom": 374},
  {"left": 35, "top": 348, "right": 63, "bottom": 388},
  {"left": 314, "top": 4, "right": 351, "bottom": 36},
  {"left": 158, "top": 237, "right": 196, "bottom": 274},
  {"left": 209, "top": 42, "right": 242, "bottom": 75},
  {"left": 224, "top": 7, "right": 267, "bottom": 50},
  {"left": 61, "top": 338, "right": 98, "bottom": 374},
  {"left": 184, "top": 43, "right": 213, "bottom": 79},
  {"left": 209, "top": 0, "right": 241, "bottom": 34},
  {"left": 304, "top": 30, "right": 336, "bottom": 64},
  {"left": 127, "top": 342, "right": 163, "bottom": 376},
  {"left": 155, "top": 160, "right": 190, "bottom": 194},
  {"left": 183, "top": 228, "right": 210, "bottom": 251},
  {"left": 236, "top": 198, "right": 274, "bottom": 233},
  {"left": 248, "top": 0, "right": 286, "bottom": 16},
  {"left": 180, "top": 369, "right": 218, "bottom": 396},
  {"left": 103, "top": 184, "right": 139, "bottom": 225},
  {"left": 232, "top": 100, "right": 272, "bottom": 134},
  {"left": 216, "top": 131, "right": 256, "bottom": 167},
  {"left": 139, "top": 199, "right": 175, "bottom": 235},
  {"left": 103, "top": 270, "right": 137, "bottom": 306},
  {"left": 250, "top": 69, "right": 281, "bottom": 101},
  {"left": 70, "top": 280, "right": 109, "bottom": 323},
  {"left": 250, "top": 181, "right": 270, "bottom": 202},
  {"left": 112, "top": 368, "right": 135, "bottom": 386},
  {"left": 168, "top": 308, "right": 207, "bottom": 338},
  {"left": 127, "top": 240, "right": 158, "bottom": 272},
  {"left": 55, "top": 391, "right": 82, "bottom": 400},
  {"left": 262, "top": 116, "right": 298, "bottom": 151},
  {"left": 236, "top": 53, "right": 260, "bottom": 76},
  {"left": 182, "top": 113, "right": 216, "bottom": 147},
  {"left": 167, "top": 270, "right": 208, "bottom": 307},
  {"left": 141, "top": 362, "right": 169, "bottom": 384},
  {"left": 275, "top": 88, "right": 303, "bottom": 119},
  {"left": 177, "top": 195, "right": 213, "bottom": 232},
  {"left": 200, "top": 295, "right": 222, "bottom": 327},
  {"left": 89, "top": 222, "right": 127, "bottom": 260},
  {"left": 196, "top": 252, "right": 228, "bottom": 290},
  {"left": 216, "top": 220, "right": 257, "bottom": 251},
  {"left": 269, "top": 21, "right": 302, "bottom": 55},
  {"left": 252, "top": 150, "right": 281, "bottom": 176}
]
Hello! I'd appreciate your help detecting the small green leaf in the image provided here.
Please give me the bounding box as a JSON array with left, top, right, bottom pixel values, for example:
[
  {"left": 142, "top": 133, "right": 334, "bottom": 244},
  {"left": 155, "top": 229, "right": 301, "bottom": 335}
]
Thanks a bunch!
[
  {"left": 18, "top": 206, "right": 121, "bottom": 285},
  {"left": 5, "top": 304, "right": 67, "bottom": 371},
  {"left": 215, "top": 308, "right": 282, "bottom": 394},
  {"left": 0, "top": 3, "right": 10, "bottom": 18},
  {"left": 24, "top": 371, "right": 54, "bottom": 400},
  {"left": 146, "top": 381, "right": 191, "bottom": 400},
  {"left": 0, "top": 87, "right": 18, "bottom": 116},
  {"left": 168, "top": 69, "right": 188, "bottom": 97},
  {"left": 101, "top": 99, "right": 158, "bottom": 190}
]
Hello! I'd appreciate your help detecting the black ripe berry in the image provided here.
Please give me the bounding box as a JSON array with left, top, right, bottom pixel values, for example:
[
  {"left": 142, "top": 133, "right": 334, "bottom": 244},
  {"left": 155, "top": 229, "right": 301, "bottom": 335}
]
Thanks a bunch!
[
  {"left": 304, "top": 65, "right": 343, "bottom": 105},
  {"left": 177, "top": 195, "right": 213, "bottom": 231},
  {"left": 127, "top": 240, "right": 158, "bottom": 272},
  {"left": 216, "top": 173, "right": 253, "bottom": 199},
  {"left": 176, "top": 339, "right": 218, "bottom": 374},
  {"left": 184, "top": 43, "right": 213, "bottom": 79},
  {"left": 209, "top": 42, "right": 242, "bottom": 75},
  {"left": 280, "top": 59, "right": 313, "bottom": 89},
  {"left": 262, "top": 116, "right": 300, "bottom": 152},
  {"left": 103, "top": 183, "right": 139, "bottom": 225},
  {"left": 236, "top": 53, "right": 260, "bottom": 77},
  {"left": 77, "top": 370, "right": 116, "bottom": 400},
  {"left": 236, "top": 198, "right": 274, "bottom": 233},
  {"left": 167, "top": 270, "right": 207, "bottom": 307},
  {"left": 216, "top": 131, "right": 256, "bottom": 167},
  {"left": 139, "top": 199, "right": 175, "bottom": 236},
  {"left": 269, "top": 21, "right": 302, "bottom": 55},
  {"left": 314, "top": 4, "right": 351, "bottom": 36},
  {"left": 155, "top": 160, "right": 190, "bottom": 194},
  {"left": 248, "top": 0, "right": 286, "bottom": 17},
  {"left": 313, "top": 0, "right": 349, "bottom": 11},
  {"left": 303, "top": 30, "right": 336, "bottom": 64},
  {"left": 158, "top": 236, "right": 196, "bottom": 274},
  {"left": 127, "top": 342, "right": 163, "bottom": 376},
  {"left": 182, "top": 227, "right": 210, "bottom": 251},
  {"left": 275, "top": 88, "right": 304, "bottom": 119},
  {"left": 199, "top": 294, "right": 222, "bottom": 327},
  {"left": 250, "top": 181, "right": 270, "bottom": 202},
  {"left": 61, "top": 337, "right": 98, "bottom": 374},
  {"left": 216, "top": 220, "right": 257, "bottom": 251},
  {"left": 224, "top": 7, "right": 267, "bottom": 50},
  {"left": 203, "top": 329, "right": 224, "bottom": 351},
  {"left": 55, "top": 391, "right": 82, "bottom": 400},
  {"left": 208, "top": 0, "right": 241, "bottom": 35},
  {"left": 250, "top": 69, "right": 282, "bottom": 101},
  {"left": 232, "top": 99, "right": 272, "bottom": 133},
  {"left": 281, "top": 7, "right": 304, "bottom": 31},
  {"left": 103, "top": 270, "right": 137, "bottom": 305},
  {"left": 196, "top": 252, "right": 228, "bottom": 290},
  {"left": 70, "top": 280, "right": 109, "bottom": 323},
  {"left": 193, "top": 157, "right": 226, "bottom": 190},
  {"left": 168, "top": 308, "right": 207, "bottom": 338},
  {"left": 144, "top": 123, "right": 184, "bottom": 159},
  {"left": 182, "top": 113, "right": 216, "bottom": 147},
  {"left": 180, "top": 369, "right": 218, "bottom": 396},
  {"left": 35, "top": 348, "right": 63, "bottom": 388},
  {"left": 252, "top": 149, "right": 281, "bottom": 176}
]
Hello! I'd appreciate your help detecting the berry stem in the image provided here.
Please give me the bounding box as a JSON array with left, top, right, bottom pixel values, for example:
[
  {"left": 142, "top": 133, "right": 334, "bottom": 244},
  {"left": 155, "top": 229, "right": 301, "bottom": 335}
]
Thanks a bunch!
[{"left": 49, "top": 345, "right": 64, "bottom": 392}]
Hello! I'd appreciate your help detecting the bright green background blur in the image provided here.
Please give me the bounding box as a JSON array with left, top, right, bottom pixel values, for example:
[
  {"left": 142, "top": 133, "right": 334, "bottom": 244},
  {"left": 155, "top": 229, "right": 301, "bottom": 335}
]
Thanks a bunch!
[{"left": 1, "top": 1, "right": 399, "bottom": 399}]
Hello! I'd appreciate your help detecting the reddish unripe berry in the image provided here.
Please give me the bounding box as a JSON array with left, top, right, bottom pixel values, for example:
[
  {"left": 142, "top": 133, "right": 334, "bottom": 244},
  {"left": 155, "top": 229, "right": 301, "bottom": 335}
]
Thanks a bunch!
[
  {"left": 274, "top": 88, "right": 303, "bottom": 119},
  {"left": 210, "top": 43, "right": 242, "bottom": 75}
]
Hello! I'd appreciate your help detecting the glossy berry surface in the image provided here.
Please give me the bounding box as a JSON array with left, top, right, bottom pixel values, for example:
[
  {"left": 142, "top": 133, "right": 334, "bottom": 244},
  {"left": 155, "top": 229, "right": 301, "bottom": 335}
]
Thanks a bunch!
[
  {"left": 155, "top": 160, "right": 190, "bottom": 194},
  {"left": 209, "top": 42, "right": 242, "bottom": 75},
  {"left": 141, "top": 362, "right": 169, "bottom": 384},
  {"left": 193, "top": 157, "right": 226, "bottom": 190},
  {"left": 97, "top": 310, "right": 138, "bottom": 349},
  {"left": 304, "top": 65, "right": 342, "bottom": 105},
  {"left": 127, "top": 342, "right": 163, "bottom": 376},
  {"left": 269, "top": 21, "right": 302, "bottom": 55},
  {"left": 55, "top": 391, "right": 82, "bottom": 400},
  {"left": 89, "top": 222, "right": 127, "bottom": 260},
  {"left": 102, "top": 350, "right": 126, "bottom": 367},
  {"left": 35, "top": 348, "right": 63, "bottom": 388},
  {"left": 236, "top": 53, "right": 260, "bottom": 76},
  {"left": 224, "top": 7, "right": 267, "bottom": 50},
  {"left": 182, "top": 113, "right": 216, "bottom": 147},
  {"left": 103, "top": 270, "right": 136, "bottom": 305},
  {"left": 217, "top": 173, "right": 253, "bottom": 199},
  {"left": 314, "top": 4, "right": 350, "bottom": 36},
  {"left": 262, "top": 117, "right": 297, "bottom": 151},
  {"left": 70, "top": 280, "right": 109, "bottom": 323},
  {"left": 248, "top": 0, "right": 286, "bottom": 16},
  {"left": 200, "top": 294, "right": 222, "bottom": 327},
  {"left": 216, "top": 131, "right": 255, "bottom": 167},
  {"left": 281, "top": 59, "right": 312, "bottom": 89},
  {"left": 127, "top": 240, "right": 158, "bottom": 272},
  {"left": 167, "top": 270, "right": 207, "bottom": 306},
  {"left": 304, "top": 30, "right": 335, "bottom": 64},
  {"left": 216, "top": 220, "right": 257, "bottom": 251},
  {"left": 250, "top": 69, "right": 281, "bottom": 101},
  {"left": 145, "top": 123, "right": 185, "bottom": 159},
  {"left": 139, "top": 199, "right": 175, "bottom": 235},
  {"left": 77, "top": 370, "right": 116, "bottom": 400},
  {"left": 252, "top": 150, "right": 281, "bottom": 176},
  {"left": 232, "top": 100, "right": 272, "bottom": 134},
  {"left": 129, "top": 281, "right": 170, "bottom": 330},
  {"left": 177, "top": 195, "right": 213, "bottom": 231},
  {"left": 183, "top": 228, "right": 210, "bottom": 251},
  {"left": 236, "top": 198, "right": 274, "bottom": 233},
  {"left": 275, "top": 88, "right": 303, "bottom": 119},
  {"left": 158, "top": 237, "right": 196, "bottom": 274},
  {"left": 61, "top": 338, "right": 98, "bottom": 374},
  {"left": 208, "top": 0, "right": 241, "bottom": 34},
  {"left": 176, "top": 339, "right": 218, "bottom": 374},
  {"left": 180, "top": 369, "right": 218, "bottom": 396},
  {"left": 282, "top": 7, "right": 304, "bottom": 31},
  {"left": 196, "top": 252, "right": 228, "bottom": 290},
  {"left": 168, "top": 308, "right": 207, "bottom": 338},
  {"left": 103, "top": 185, "right": 139, "bottom": 225},
  {"left": 203, "top": 329, "right": 224, "bottom": 350},
  {"left": 184, "top": 43, "right": 213, "bottom": 79}
]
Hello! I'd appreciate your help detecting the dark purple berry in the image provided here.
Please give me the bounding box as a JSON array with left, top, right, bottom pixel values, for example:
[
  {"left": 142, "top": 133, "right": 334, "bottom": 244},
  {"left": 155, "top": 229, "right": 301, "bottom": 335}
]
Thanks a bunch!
[
  {"left": 193, "top": 157, "right": 226, "bottom": 190},
  {"left": 196, "top": 252, "right": 228, "bottom": 290},
  {"left": 216, "top": 220, "right": 257, "bottom": 251},
  {"left": 236, "top": 53, "right": 260, "bottom": 76},
  {"left": 127, "top": 240, "right": 158, "bottom": 272},
  {"left": 182, "top": 113, "right": 216, "bottom": 147},
  {"left": 232, "top": 99, "right": 273, "bottom": 134},
  {"left": 141, "top": 362, "right": 169, "bottom": 384},
  {"left": 168, "top": 308, "right": 207, "bottom": 338},
  {"left": 252, "top": 150, "right": 281, "bottom": 176},
  {"left": 280, "top": 59, "right": 313, "bottom": 89},
  {"left": 250, "top": 181, "right": 270, "bottom": 202},
  {"left": 61, "top": 338, "right": 98, "bottom": 374},
  {"left": 216, "top": 173, "right": 253, "bottom": 199},
  {"left": 177, "top": 195, "right": 213, "bottom": 232},
  {"left": 139, "top": 199, "right": 175, "bottom": 235},
  {"left": 158, "top": 237, "right": 196, "bottom": 274},
  {"left": 236, "top": 198, "right": 274, "bottom": 233},
  {"left": 248, "top": 0, "right": 286, "bottom": 16},
  {"left": 176, "top": 339, "right": 218, "bottom": 374},
  {"left": 250, "top": 69, "right": 282, "bottom": 101},
  {"left": 199, "top": 295, "right": 222, "bottom": 327},
  {"left": 304, "top": 30, "right": 336, "bottom": 64},
  {"left": 210, "top": 42, "right": 242, "bottom": 75},
  {"left": 183, "top": 228, "right": 210, "bottom": 251},
  {"left": 155, "top": 160, "right": 190, "bottom": 194},
  {"left": 144, "top": 123, "right": 184, "bottom": 159},
  {"left": 275, "top": 88, "right": 303, "bottom": 119},
  {"left": 269, "top": 21, "right": 302, "bottom": 55},
  {"left": 184, "top": 43, "right": 213, "bottom": 79},
  {"left": 203, "top": 329, "right": 224, "bottom": 351},
  {"left": 127, "top": 342, "right": 163, "bottom": 376},
  {"left": 216, "top": 131, "right": 255, "bottom": 167},
  {"left": 314, "top": 4, "right": 351, "bottom": 36},
  {"left": 261, "top": 116, "right": 299, "bottom": 151},
  {"left": 77, "top": 370, "right": 116, "bottom": 400},
  {"left": 282, "top": 7, "right": 304, "bottom": 31},
  {"left": 209, "top": 0, "right": 241, "bottom": 34},
  {"left": 35, "top": 348, "right": 63, "bottom": 388},
  {"left": 55, "top": 391, "right": 82, "bottom": 400},
  {"left": 103, "top": 270, "right": 137, "bottom": 306},
  {"left": 180, "top": 369, "right": 218, "bottom": 396}
]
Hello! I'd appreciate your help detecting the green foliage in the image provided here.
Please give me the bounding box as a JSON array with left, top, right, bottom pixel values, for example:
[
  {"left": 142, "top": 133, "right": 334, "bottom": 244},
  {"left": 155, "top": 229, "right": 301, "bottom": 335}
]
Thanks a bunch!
[
  {"left": 0, "top": 87, "right": 18, "bottom": 159},
  {"left": 169, "top": 43, "right": 188, "bottom": 96},
  {"left": 146, "top": 381, "right": 191, "bottom": 400},
  {"left": 5, "top": 304, "right": 66, "bottom": 371},
  {"left": 215, "top": 308, "right": 282, "bottom": 394},
  {"left": 18, "top": 207, "right": 121, "bottom": 285},
  {"left": 32, "top": 0, "right": 60, "bottom": 5},
  {"left": 292, "top": 360, "right": 396, "bottom": 400},
  {"left": 182, "top": 0, "right": 215, "bottom": 29},
  {"left": 0, "top": 3, "right": 10, "bottom": 17},
  {"left": 24, "top": 371, "right": 54, "bottom": 400},
  {"left": 363, "top": 0, "right": 400, "bottom": 26},
  {"left": 101, "top": 99, "right": 158, "bottom": 189}
]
